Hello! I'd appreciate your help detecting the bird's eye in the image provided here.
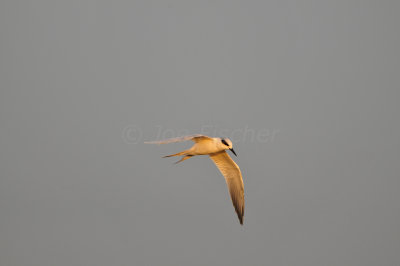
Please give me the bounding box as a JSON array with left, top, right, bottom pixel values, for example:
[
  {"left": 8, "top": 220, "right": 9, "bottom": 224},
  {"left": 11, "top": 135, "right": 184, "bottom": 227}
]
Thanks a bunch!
[{"left": 221, "top": 139, "right": 229, "bottom": 146}]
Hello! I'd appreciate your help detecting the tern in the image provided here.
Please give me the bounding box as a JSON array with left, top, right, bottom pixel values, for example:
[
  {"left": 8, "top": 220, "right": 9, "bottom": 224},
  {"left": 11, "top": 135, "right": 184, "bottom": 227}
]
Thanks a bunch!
[{"left": 145, "top": 134, "right": 245, "bottom": 225}]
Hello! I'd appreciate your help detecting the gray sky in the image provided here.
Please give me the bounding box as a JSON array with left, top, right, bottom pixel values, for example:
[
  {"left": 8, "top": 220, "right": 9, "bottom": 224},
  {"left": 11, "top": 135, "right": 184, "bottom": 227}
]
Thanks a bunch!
[{"left": 1, "top": 1, "right": 399, "bottom": 265}]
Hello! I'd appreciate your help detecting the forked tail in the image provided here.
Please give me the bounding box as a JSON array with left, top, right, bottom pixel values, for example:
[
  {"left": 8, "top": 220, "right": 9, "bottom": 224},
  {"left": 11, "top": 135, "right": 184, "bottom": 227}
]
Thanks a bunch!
[
  {"left": 162, "top": 150, "right": 188, "bottom": 158},
  {"left": 163, "top": 150, "right": 192, "bottom": 164}
]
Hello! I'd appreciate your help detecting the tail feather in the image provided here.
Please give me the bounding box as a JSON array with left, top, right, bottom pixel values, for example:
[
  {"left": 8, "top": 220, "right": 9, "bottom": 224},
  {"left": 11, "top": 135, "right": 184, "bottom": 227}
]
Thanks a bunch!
[
  {"left": 163, "top": 150, "right": 188, "bottom": 158},
  {"left": 163, "top": 150, "right": 193, "bottom": 164},
  {"left": 174, "top": 155, "right": 193, "bottom": 164}
]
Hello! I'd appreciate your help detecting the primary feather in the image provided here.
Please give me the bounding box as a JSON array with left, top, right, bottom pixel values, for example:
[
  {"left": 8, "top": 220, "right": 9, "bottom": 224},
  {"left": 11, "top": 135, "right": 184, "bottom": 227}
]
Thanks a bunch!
[
  {"left": 144, "top": 134, "right": 212, "bottom": 144},
  {"left": 209, "top": 151, "right": 245, "bottom": 225}
]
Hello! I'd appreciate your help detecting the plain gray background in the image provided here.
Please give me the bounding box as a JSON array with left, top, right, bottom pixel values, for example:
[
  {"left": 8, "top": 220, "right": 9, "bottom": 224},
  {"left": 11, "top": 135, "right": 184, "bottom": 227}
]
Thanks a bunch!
[{"left": 1, "top": 1, "right": 399, "bottom": 265}]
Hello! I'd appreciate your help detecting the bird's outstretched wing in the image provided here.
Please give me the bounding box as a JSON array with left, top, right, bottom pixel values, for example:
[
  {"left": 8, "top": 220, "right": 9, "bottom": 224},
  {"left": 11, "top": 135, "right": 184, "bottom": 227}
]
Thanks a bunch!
[
  {"left": 209, "top": 151, "right": 245, "bottom": 225},
  {"left": 144, "top": 134, "right": 212, "bottom": 144}
]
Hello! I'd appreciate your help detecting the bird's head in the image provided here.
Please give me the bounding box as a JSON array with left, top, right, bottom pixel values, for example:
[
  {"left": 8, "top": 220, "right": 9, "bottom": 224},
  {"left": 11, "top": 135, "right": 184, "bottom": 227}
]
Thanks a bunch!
[{"left": 220, "top": 138, "right": 237, "bottom": 156}]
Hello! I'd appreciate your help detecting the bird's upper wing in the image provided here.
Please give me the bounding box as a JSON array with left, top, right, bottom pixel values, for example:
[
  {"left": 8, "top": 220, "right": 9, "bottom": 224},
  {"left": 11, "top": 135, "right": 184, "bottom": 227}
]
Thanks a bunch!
[
  {"left": 209, "top": 151, "right": 245, "bottom": 225},
  {"left": 144, "top": 134, "right": 212, "bottom": 144}
]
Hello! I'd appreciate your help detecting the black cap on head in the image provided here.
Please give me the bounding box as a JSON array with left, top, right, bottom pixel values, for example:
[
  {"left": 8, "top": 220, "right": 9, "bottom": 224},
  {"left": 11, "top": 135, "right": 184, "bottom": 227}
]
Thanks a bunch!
[{"left": 221, "top": 139, "right": 229, "bottom": 146}]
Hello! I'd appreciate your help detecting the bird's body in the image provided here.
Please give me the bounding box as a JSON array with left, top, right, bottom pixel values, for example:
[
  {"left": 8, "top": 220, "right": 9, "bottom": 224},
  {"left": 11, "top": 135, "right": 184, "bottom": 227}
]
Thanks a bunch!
[
  {"left": 183, "top": 137, "right": 226, "bottom": 155},
  {"left": 145, "top": 134, "right": 245, "bottom": 225}
]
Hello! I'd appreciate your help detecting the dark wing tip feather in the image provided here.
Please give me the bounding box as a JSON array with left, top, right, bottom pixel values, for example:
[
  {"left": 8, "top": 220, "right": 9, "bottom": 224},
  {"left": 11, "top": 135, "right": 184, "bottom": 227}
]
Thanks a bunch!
[
  {"left": 238, "top": 212, "right": 244, "bottom": 225},
  {"left": 235, "top": 201, "right": 244, "bottom": 225},
  {"left": 230, "top": 188, "right": 244, "bottom": 225}
]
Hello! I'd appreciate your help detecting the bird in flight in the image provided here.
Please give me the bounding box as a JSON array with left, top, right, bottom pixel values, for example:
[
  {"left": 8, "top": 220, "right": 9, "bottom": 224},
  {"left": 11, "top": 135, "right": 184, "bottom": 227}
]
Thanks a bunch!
[{"left": 145, "top": 134, "right": 245, "bottom": 225}]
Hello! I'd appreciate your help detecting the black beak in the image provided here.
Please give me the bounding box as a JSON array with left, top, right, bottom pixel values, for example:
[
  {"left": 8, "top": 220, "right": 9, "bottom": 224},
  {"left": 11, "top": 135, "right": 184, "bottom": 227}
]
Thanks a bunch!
[{"left": 229, "top": 148, "right": 237, "bottom": 157}]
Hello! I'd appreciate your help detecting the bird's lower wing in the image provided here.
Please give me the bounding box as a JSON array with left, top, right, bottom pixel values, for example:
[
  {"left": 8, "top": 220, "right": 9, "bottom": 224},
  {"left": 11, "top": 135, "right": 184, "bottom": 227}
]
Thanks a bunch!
[
  {"left": 209, "top": 151, "right": 245, "bottom": 225},
  {"left": 144, "top": 134, "right": 212, "bottom": 144}
]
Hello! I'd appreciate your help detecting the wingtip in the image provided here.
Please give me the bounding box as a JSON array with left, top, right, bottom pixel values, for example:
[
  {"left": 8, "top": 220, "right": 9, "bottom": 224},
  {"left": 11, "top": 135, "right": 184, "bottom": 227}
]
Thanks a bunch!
[
  {"left": 144, "top": 141, "right": 162, "bottom": 144},
  {"left": 238, "top": 210, "right": 244, "bottom": 225}
]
